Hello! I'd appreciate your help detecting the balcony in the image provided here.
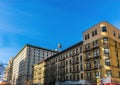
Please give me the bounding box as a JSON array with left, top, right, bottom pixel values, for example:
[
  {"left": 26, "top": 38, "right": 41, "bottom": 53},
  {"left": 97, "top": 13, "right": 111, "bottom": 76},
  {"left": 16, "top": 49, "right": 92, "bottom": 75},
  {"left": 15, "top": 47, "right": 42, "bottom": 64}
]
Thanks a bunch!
[
  {"left": 58, "top": 57, "right": 65, "bottom": 61},
  {"left": 71, "top": 61, "right": 79, "bottom": 65},
  {"left": 71, "top": 52, "right": 79, "bottom": 57},
  {"left": 71, "top": 70, "right": 79, "bottom": 73},
  {"left": 92, "top": 45, "right": 99, "bottom": 50},
  {"left": 84, "top": 48, "right": 91, "bottom": 52},
  {"left": 85, "top": 56, "right": 91, "bottom": 61},
  {"left": 59, "top": 65, "right": 65, "bottom": 68},
  {"left": 84, "top": 66, "right": 101, "bottom": 71},
  {"left": 85, "top": 55, "right": 100, "bottom": 61},
  {"left": 84, "top": 45, "right": 100, "bottom": 52}
]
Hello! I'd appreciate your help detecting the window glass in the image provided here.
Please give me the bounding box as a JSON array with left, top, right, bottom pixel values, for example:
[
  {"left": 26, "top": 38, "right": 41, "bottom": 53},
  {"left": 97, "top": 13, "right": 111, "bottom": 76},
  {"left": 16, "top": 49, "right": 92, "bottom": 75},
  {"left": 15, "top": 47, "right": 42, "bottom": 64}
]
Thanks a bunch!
[
  {"left": 95, "top": 30, "right": 97, "bottom": 35},
  {"left": 95, "top": 71, "right": 100, "bottom": 78},
  {"left": 102, "top": 26, "right": 107, "bottom": 32},
  {"left": 113, "top": 31, "right": 116, "bottom": 36},
  {"left": 106, "top": 70, "right": 112, "bottom": 77},
  {"left": 103, "top": 37, "right": 108, "bottom": 43},
  {"left": 105, "top": 59, "right": 110, "bottom": 66},
  {"left": 119, "top": 72, "right": 120, "bottom": 78},
  {"left": 104, "top": 48, "right": 109, "bottom": 54},
  {"left": 92, "top": 31, "right": 94, "bottom": 36}
]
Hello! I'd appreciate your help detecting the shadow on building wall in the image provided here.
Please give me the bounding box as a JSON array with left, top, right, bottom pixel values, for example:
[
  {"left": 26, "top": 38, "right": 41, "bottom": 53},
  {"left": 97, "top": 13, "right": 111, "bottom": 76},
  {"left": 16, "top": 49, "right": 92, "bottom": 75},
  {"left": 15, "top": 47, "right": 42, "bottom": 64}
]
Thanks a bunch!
[
  {"left": 16, "top": 60, "right": 25, "bottom": 85},
  {"left": 44, "top": 60, "right": 57, "bottom": 85}
]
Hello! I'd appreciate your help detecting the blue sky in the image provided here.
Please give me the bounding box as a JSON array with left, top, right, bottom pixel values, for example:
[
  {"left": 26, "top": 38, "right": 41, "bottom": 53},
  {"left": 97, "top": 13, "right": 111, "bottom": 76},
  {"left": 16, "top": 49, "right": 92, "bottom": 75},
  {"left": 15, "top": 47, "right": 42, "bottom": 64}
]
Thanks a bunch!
[{"left": 0, "top": 0, "right": 120, "bottom": 63}]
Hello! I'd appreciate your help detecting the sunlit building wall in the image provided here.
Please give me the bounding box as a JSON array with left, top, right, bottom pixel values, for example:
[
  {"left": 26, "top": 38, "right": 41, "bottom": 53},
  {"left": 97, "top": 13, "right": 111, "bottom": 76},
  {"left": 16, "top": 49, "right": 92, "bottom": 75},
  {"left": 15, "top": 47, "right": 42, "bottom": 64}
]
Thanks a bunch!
[{"left": 11, "top": 44, "right": 57, "bottom": 85}]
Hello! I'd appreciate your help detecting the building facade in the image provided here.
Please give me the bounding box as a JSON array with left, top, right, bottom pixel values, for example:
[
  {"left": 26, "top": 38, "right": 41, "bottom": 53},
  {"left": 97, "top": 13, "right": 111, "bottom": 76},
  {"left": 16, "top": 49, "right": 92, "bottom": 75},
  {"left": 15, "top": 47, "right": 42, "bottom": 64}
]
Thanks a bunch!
[
  {"left": 33, "top": 41, "right": 84, "bottom": 85},
  {"left": 32, "top": 22, "right": 120, "bottom": 85},
  {"left": 33, "top": 61, "right": 46, "bottom": 85},
  {"left": 83, "top": 22, "right": 120, "bottom": 84},
  {"left": 4, "top": 58, "right": 14, "bottom": 82},
  {"left": 12, "top": 44, "right": 57, "bottom": 85}
]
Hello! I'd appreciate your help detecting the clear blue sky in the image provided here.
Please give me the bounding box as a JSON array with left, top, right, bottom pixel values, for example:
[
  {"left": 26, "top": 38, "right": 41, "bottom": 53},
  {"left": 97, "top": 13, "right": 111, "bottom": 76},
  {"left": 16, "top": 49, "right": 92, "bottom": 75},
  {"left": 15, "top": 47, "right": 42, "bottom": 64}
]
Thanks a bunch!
[{"left": 0, "top": 0, "right": 120, "bottom": 63}]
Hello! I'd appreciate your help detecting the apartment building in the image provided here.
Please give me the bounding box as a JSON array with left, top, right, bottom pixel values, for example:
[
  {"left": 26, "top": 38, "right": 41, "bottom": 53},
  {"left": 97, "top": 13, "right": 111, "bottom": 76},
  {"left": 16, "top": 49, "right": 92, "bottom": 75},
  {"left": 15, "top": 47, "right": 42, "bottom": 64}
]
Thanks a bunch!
[
  {"left": 4, "top": 57, "right": 14, "bottom": 82},
  {"left": 32, "top": 22, "right": 120, "bottom": 85},
  {"left": 33, "top": 41, "right": 84, "bottom": 85},
  {"left": 83, "top": 22, "right": 120, "bottom": 84},
  {"left": 12, "top": 44, "right": 57, "bottom": 85},
  {"left": 33, "top": 61, "right": 46, "bottom": 84}
]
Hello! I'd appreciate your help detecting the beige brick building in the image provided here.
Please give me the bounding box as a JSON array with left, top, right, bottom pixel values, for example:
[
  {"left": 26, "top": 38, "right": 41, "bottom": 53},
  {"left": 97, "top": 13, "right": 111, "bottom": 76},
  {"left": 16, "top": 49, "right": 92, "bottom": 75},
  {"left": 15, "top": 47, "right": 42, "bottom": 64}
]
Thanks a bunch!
[
  {"left": 33, "top": 41, "right": 84, "bottom": 85},
  {"left": 11, "top": 44, "right": 57, "bottom": 85}
]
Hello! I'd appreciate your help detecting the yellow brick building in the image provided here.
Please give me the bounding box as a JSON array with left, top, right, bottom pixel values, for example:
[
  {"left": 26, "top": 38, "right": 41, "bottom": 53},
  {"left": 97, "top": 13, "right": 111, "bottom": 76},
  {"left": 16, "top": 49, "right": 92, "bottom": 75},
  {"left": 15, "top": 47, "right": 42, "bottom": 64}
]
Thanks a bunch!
[
  {"left": 83, "top": 22, "right": 120, "bottom": 84},
  {"left": 33, "top": 61, "right": 46, "bottom": 85}
]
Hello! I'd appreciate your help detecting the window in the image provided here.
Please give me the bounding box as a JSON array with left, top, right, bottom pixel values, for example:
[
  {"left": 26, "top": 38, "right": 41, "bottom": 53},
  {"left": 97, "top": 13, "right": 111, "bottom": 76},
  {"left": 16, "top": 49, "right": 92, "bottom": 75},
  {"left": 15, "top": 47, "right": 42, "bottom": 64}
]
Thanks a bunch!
[
  {"left": 77, "top": 65, "right": 79, "bottom": 71},
  {"left": 115, "top": 41, "right": 117, "bottom": 47},
  {"left": 106, "top": 70, "right": 112, "bottom": 77},
  {"left": 102, "top": 26, "right": 107, "bottom": 32},
  {"left": 93, "top": 49, "right": 99, "bottom": 57},
  {"left": 66, "top": 76, "right": 68, "bottom": 81},
  {"left": 77, "top": 74, "right": 79, "bottom": 80},
  {"left": 92, "top": 30, "right": 97, "bottom": 37},
  {"left": 87, "top": 72, "right": 91, "bottom": 79},
  {"left": 70, "top": 75, "right": 72, "bottom": 80},
  {"left": 117, "top": 61, "right": 120, "bottom": 68},
  {"left": 80, "top": 47, "right": 82, "bottom": 53},
  {"left": 80, "top": 64, "right": 83, "bottom": 71},
  {"left": 80, "top": 55, "right": 82, "bottom": 62},
  {"left": 76, "top": 49, "right": 78, "bottom": 54},
  {"left": 119, "top": 72, "right": 120, "bottom": 78},
  {"left": 95, "top": 30, "right": 97, "bottom": 35},
  {"left": 87, "top": 34, "right": 89, "bottom": 39},
  {"left": 93, "top": 40, "right": 98, "bottom": 47},
  {"left": 118, "top": 34, "right": 120, "bottom": 39},
  {"left": 115, "top": 50, "right": 118, "bottom": 59},
  {"left": 96, "top": 50, "right": 100, "bottom": 56},
  {"left": 95, "top": 71, "right": 100, "bottom": 78},
  {"left": 86, "top": 52, "right": 91, "bottom": 58},
  {"left": 85, "top": 44, "right": 91, "bottom": 50},
  {"left": 69, "top": 59, "right": 71, "bottom": 64},
  {"left": 104, "top": 48, "right": 109, "bottom": 54},
  {"left": 94, "top": 50, "right": 97, "bottom": 57},
  {"left": 103, "top": 37, "right": 108, "bottom": 43},
  {"left": 86, "top": 62, "right": 91, "bottom": 69},
  {"left": 92, "top": 31, "right": 94, "bottom": 37},
  {"left": 113, "top": 31, "right": 116, "bottom": 36},
  {"left": 94, "top": 60, "right": 97, "bottom": 67},
  {"left": 86, "top": 63, "right": 89, "bottom": 69},
  {"left": 105, "top": 59, "right": 110, "bottom": 66},
  {"left": 85, "top": 34, "right": 90, "bottom": 40},
  {"left": 80, "top": 73, "right": 83, "bottom": 80}
]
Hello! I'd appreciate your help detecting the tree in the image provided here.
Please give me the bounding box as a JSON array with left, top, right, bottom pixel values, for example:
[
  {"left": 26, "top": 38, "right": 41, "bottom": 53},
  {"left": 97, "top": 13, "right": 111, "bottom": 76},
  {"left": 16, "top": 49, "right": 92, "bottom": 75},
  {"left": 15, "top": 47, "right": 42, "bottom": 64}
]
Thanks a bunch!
[{"left": 0, "top": 63, "right": 7, "bottom": 80}]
